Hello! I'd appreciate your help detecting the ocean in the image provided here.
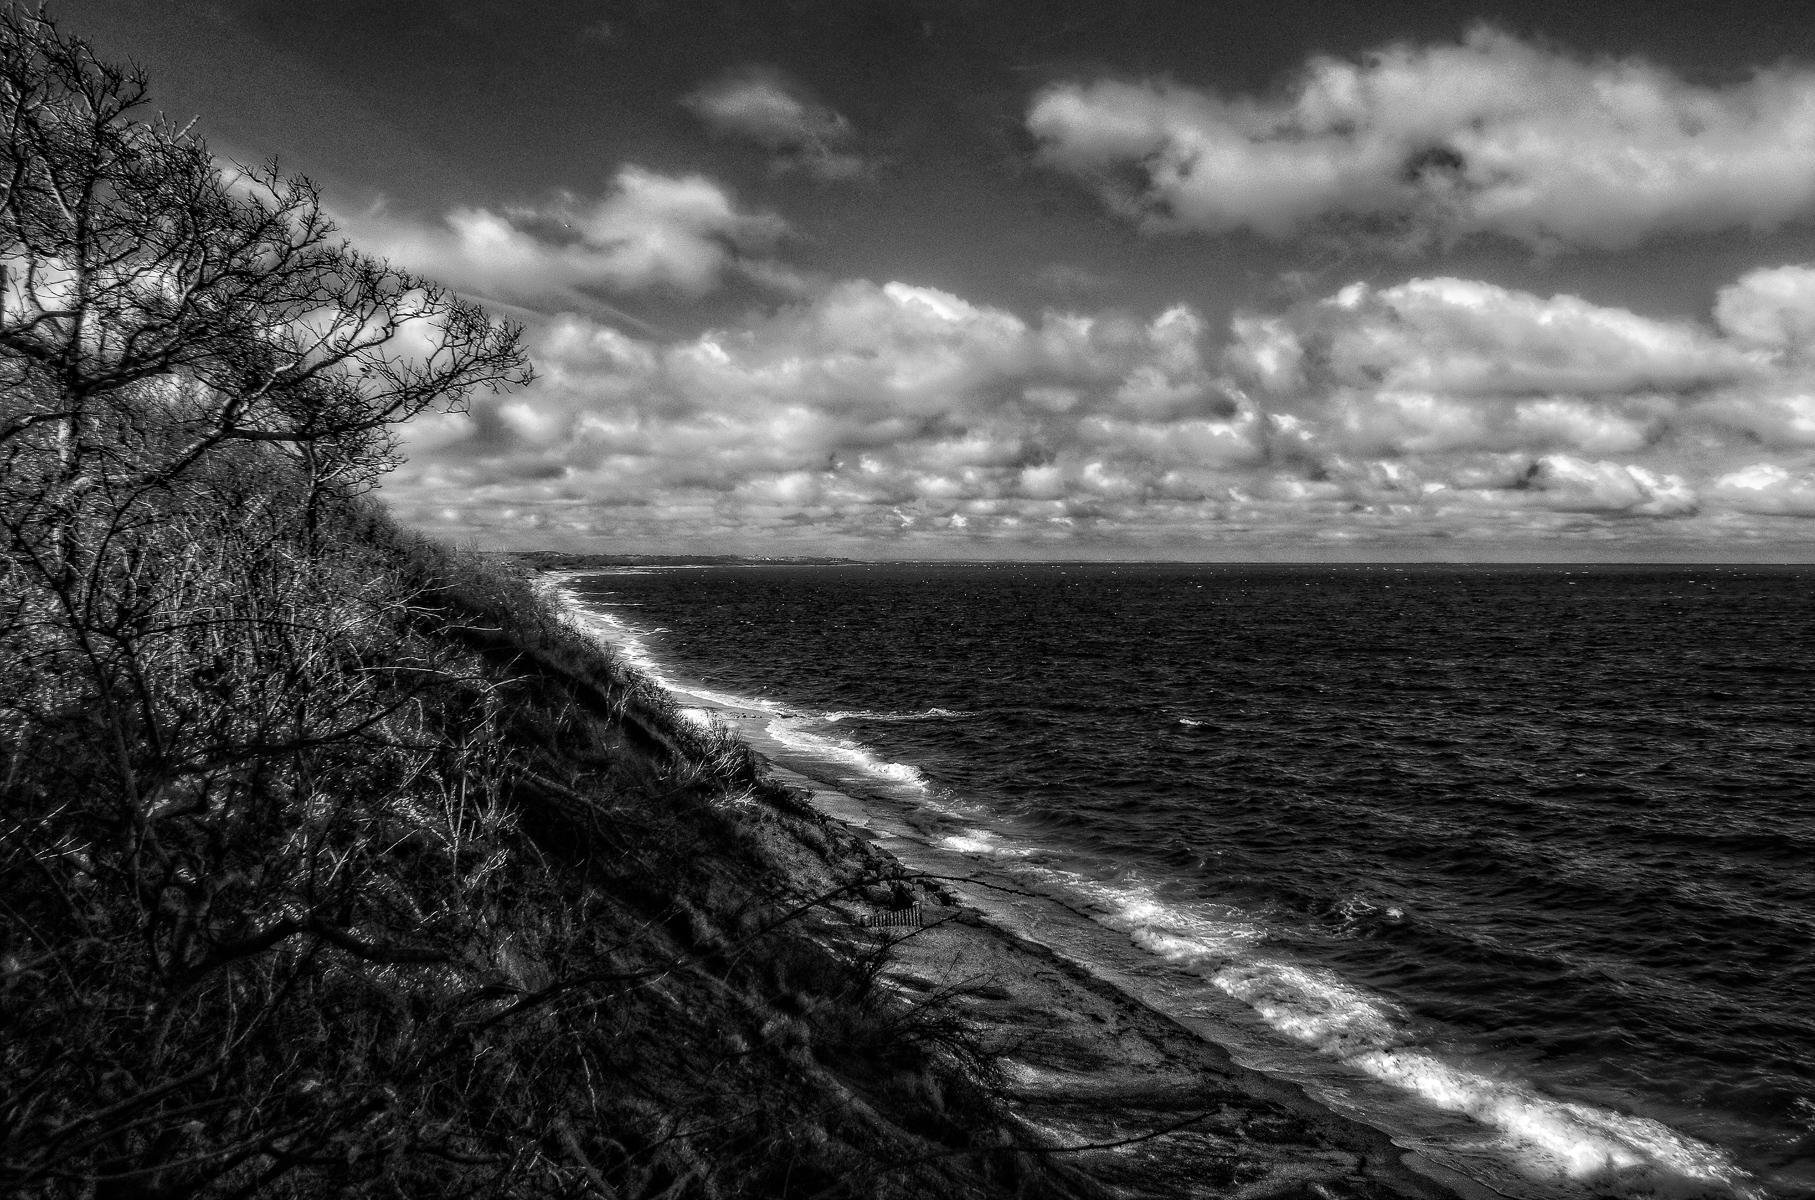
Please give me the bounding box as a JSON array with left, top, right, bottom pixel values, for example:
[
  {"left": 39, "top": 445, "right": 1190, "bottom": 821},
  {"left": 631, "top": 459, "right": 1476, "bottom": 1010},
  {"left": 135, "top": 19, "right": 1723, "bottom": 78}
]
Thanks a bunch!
[{"left": 556, "top": 563, "right": 1815, "bottom": 1200}]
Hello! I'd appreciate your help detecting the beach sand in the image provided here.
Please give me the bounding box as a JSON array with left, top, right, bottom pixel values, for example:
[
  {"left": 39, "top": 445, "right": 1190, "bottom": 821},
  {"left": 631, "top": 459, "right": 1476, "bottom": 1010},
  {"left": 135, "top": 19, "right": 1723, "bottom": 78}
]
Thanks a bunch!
[{"left": 675, "top": 688, "right": 1474, "bottom": 1200}]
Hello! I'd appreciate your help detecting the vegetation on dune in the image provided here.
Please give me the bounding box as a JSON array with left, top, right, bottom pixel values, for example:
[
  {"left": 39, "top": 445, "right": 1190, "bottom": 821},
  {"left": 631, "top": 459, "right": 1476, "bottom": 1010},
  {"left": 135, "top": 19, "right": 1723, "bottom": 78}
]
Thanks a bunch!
[{"left": 0, "top": 7, "right": 1102, "bottom": 1197}]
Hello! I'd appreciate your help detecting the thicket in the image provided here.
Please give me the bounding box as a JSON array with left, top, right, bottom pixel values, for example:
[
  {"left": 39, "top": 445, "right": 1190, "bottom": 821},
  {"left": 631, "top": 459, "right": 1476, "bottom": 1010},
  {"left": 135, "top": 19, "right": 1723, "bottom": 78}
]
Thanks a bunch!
[{"left": 0, "top": 8, "right": 1100, "bottom": 1197}]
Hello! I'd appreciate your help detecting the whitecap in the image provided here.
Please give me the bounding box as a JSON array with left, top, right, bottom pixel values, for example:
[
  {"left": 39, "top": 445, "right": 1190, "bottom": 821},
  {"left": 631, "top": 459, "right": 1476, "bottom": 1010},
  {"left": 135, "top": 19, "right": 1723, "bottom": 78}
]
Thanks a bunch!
[
  {"left": 985, "top": 849, "right": 1759, "bottom": 1199},
  {"left": 762, "top": 720, "right": 930, "bottom": 792},
  {"left": 818, "top": 707, "right": 975, "bottom": 723},
  {"left": 1016, "top": 870, "right": 1267, "bottom": 961},
  {"left": 1208, "top": 958, "right": 1761, "bottom": 1198},
  {"left": 539, "top": 578, "right": 783, "bottom": 715},
  {"left": 938, "top": 827, "right": 1035, "bottom": 857}
]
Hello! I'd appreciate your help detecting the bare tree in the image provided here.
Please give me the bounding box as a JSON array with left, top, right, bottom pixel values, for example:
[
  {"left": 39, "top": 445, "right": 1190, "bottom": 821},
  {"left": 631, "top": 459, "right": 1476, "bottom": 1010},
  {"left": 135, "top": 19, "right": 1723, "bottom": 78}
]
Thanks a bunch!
[
  {"left": 0, "top": 6, "right": 546, "bottom": 1195},
  {"left": 0, "top": 3, "right": 528, "bottom": 458},
  {"left": 0, "top": 10, "right": 1074, "bottom": 1199},
  {"left": 0, "top": 0, "right": 531, "bottom": 788}
]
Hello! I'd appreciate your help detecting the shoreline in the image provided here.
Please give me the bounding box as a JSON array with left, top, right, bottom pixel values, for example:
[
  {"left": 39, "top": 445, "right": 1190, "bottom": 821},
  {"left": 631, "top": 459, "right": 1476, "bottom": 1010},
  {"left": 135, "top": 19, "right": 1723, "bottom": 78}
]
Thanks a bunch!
[
  {"left": 660, "top": 679, "right": 1480, "bottom": 1200},
  {"left": 542, "top": 568, "right": 1786, "bottom": 1200}
]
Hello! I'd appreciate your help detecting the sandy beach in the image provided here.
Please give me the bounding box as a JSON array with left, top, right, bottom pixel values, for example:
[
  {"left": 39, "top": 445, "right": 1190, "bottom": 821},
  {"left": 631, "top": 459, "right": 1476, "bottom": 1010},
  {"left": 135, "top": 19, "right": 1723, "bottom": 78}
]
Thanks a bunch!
[{"left": 670, "top": 686, "right": 1476, "bottom": 1200}]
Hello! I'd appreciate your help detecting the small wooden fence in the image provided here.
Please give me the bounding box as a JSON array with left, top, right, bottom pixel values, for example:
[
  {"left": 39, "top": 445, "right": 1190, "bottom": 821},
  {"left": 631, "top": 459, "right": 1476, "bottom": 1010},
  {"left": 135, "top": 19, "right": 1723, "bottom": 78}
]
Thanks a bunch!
[{"left": 860, "top": 905, "right": 925, "bottom": 930}]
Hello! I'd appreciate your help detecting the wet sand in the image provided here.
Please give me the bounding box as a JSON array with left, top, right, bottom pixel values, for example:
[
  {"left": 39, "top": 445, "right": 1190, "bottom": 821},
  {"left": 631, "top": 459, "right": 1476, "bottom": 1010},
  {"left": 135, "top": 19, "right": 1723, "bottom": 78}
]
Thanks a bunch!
[{"left": 676, "top": 688, "right": 1476, "bottom": 1200}]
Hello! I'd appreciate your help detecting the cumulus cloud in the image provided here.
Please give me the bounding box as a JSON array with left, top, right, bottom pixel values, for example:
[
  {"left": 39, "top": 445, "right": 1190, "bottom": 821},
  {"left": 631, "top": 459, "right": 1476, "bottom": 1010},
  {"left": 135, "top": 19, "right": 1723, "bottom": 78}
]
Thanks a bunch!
[
  {"left": 343, "top": 166, "right": 795, "bottom": 310},
  {"left": 1027, "top": 27, "right": 1815, "bottom": 250},
  {"left": 386, "top": 281, "right": 1274, "bottom": 548},
  {"left": 1708, "top": 464, "right": 1815, "bottom": 515},
  {"left": 1223, "top": 271, "right": 1815, "bottom": 529},
  {"left": 1236, "top": 277, "right": 1760, "bottom": 401},
  {"left": 1714, "top": 264, "right": 1815, "bottom": 354},
  {"left": 684, "top": 68, "right": 866, "bottom": 181},
  {"left": 386, "top": 265, "right": 1815, "bottom": 554}
]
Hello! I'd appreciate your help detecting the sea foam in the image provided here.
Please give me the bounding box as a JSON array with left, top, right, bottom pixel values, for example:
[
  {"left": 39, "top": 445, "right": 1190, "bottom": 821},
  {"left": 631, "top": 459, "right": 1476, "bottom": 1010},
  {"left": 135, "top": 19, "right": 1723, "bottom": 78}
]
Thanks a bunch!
[
  {"left": 952, "top": 853, "right": 1759, "bottom": 1199},
  {"left": 819, "top": 707, "right": 974, "bottom": 723},
  {"left": 546, "top": 574, "right": 952, "bottom": 814},
  {"left": 1104, "top": 894, "right": 1759, "bottom": 1199},
  {"left": 543, "top": 576, "right": 784, "bottom": 715},
  {"left": 938, "top": 827, "right": 1035, "bottom": 857},
  {"left": 761, "top": 720, "right": 930, "bottom": 791},
  {"left": 542, "top": 569, "right": 1764, "bottom": 1200}
]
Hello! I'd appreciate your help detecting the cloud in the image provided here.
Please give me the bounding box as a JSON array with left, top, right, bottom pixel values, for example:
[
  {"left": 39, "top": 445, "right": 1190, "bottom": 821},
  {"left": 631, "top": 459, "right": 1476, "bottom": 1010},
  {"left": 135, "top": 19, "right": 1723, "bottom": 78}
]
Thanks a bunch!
[
  {"left": 1027, "top": 27, "right": 1815, "bottom": 250},
  {"left": 1713, "top": 264, "right": 1815, "bottom": 353},
  {"left": 1521, "top": 456, "right": 1698, "bottom": 516},
  {"left": 1707, "top": 463, "right": 1815, "bottom": 515},
  {"left": 1234, "top": 277, "right": 1759, "bottom": 401},
  {"left": 1686, "top": 380, "right": 1815, "bottom": 448},
  {"left": 684, "top": 68, "right": 866, "bottom": 181},
  {"left": 342, "top": 166, "right": 795, "bottom": 310},
  {"left": 386, "top": 281, "right": 1270, "bottom": 548},
  {"left": 385, "top": 266, "right": 1815, "bottom": 554},
  {"left": 1223, "top": 271, "right": 1815, "bottom": 526}
]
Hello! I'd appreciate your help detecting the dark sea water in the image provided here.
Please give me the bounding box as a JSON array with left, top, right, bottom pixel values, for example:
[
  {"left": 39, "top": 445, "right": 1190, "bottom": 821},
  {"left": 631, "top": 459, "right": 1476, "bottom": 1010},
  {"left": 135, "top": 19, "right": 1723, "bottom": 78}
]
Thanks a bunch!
[{"left": 558, "top": 563, "right": 1815, "bottom": 1200}]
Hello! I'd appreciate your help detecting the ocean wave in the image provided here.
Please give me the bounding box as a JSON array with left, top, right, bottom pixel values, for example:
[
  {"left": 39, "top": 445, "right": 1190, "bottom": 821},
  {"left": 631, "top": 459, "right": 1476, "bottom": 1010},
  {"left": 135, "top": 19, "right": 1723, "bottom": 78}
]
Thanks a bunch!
[
  {"left": 544, "top": 567, "right": 1766, "bottom": 1198},
  {"left": 969, "top": 853, "right": 1760, "bottom": 1199},
  {"left": 1130, "top": 922, "right": 1759, "bottom": 1198},
  {"left": 1013, "top": 869, "right": 1268, "bottom": 960},
  {"left": 938, "top": 827, "right": 1035, "bottom": 857},
  {"left": 578, "top": 560, "right": 1814, "bottom": 1200},
  {"left": 542, "top": 579, "right": 785, "bottom": 716},
  {"left": 544, "top": 576, "right": 967, "bottom": 816},
  {"left": 762, "top": 720, "right": 930, "bottom": 792},
  {"left": 544, "top": 581, "right": 667, "bottom": 677},
  {"left": 817, "top": 707, "right": 975, "bottom": 723}
]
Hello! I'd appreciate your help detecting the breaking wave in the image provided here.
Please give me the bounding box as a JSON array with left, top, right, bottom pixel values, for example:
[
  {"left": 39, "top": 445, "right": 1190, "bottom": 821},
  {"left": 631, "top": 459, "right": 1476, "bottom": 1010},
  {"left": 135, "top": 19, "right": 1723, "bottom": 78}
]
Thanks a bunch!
[
  {"left": 761, "top": 720, "right": 931, "bottom": 791},
  {"left": 543, "top": 564, "right": 1799, "bottom": 1200},
  {"left": 818, "top": 707, "right": 975, "bottom": 723}
]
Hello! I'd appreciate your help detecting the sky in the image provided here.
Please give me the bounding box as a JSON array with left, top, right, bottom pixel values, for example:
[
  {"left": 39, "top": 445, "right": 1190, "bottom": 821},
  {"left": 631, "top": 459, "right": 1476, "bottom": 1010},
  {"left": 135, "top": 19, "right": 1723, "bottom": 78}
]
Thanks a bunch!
[{"left": 72, "top": 0, "right": 1815, "bottom": 560}]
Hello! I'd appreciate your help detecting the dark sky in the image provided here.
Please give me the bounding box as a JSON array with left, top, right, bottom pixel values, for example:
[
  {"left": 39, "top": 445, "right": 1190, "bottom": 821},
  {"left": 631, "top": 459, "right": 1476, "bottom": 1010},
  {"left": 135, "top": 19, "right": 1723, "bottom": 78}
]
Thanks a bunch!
[{"left": 69, "top": 0, "right": 1815, "bottom": 559}]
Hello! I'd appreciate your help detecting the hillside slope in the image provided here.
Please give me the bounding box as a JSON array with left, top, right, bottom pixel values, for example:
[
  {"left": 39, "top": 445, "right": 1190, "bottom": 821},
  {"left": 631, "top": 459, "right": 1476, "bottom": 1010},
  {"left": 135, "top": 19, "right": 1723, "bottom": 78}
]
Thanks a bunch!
[
  {"left": 5, "top": 488, "right": 1124, "bottom": 1197},
  {"left": 1, "top": 10, "right": 1459, "bottom": 1196}
]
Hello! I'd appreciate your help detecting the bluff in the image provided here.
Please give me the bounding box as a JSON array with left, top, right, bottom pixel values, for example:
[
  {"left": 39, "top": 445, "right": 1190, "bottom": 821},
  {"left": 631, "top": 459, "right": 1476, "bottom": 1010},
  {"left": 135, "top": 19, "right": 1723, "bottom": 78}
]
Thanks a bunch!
[{"left": 0, "top": 7, "right": 1104, "bottom": 1195}]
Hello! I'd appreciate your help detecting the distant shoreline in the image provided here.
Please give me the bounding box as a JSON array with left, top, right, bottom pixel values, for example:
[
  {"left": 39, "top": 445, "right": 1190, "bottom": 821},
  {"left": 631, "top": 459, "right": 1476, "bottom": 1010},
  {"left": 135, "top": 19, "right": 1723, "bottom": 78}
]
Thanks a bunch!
[
  {"left": 538, "top": 569, "right": 1478, "bottom": 1200},
  {"left": 511, "top": 552, "right": 1815, "bottom": 571}
]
